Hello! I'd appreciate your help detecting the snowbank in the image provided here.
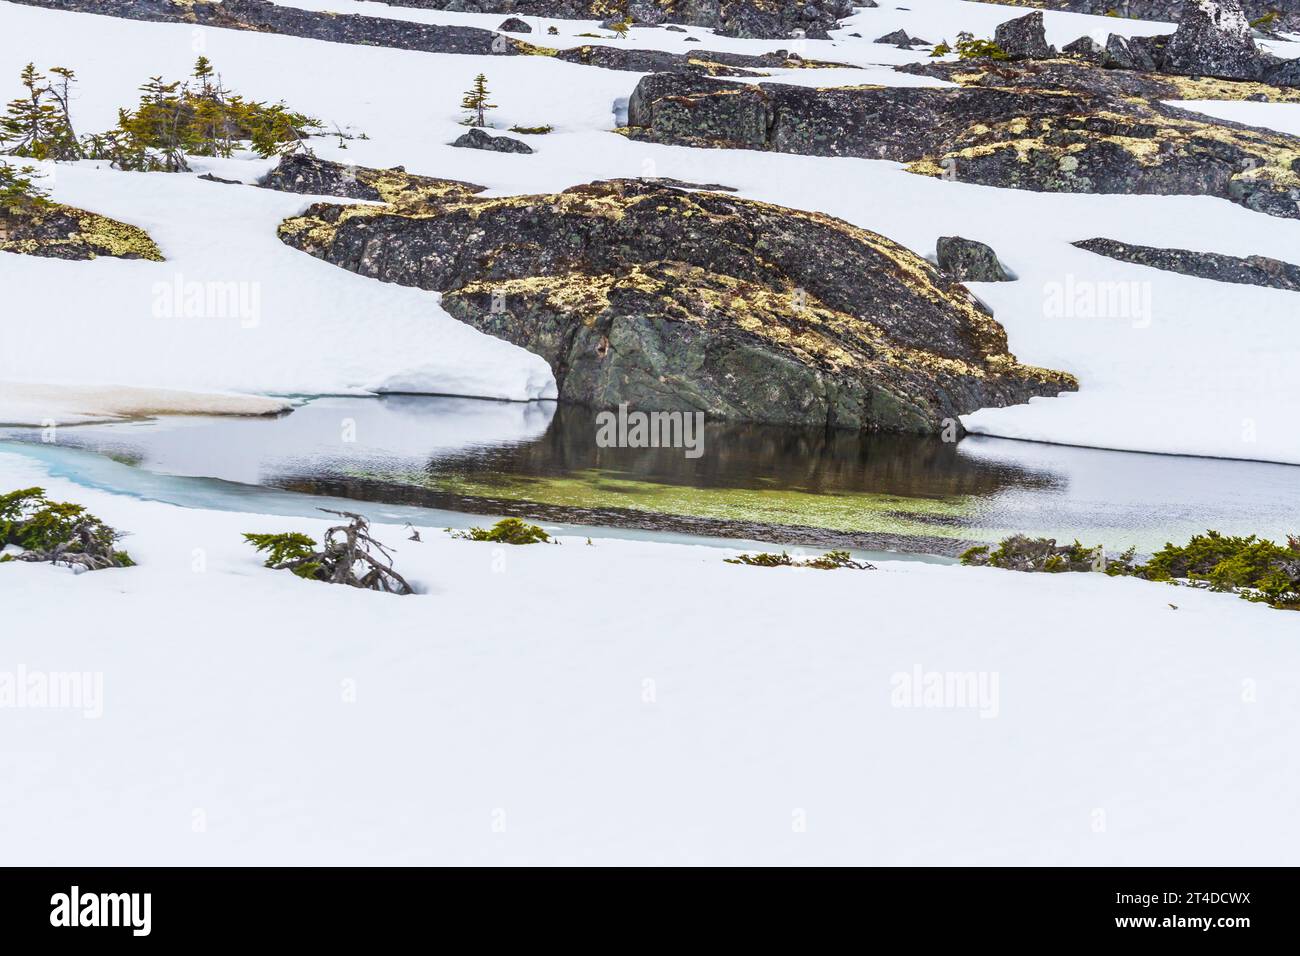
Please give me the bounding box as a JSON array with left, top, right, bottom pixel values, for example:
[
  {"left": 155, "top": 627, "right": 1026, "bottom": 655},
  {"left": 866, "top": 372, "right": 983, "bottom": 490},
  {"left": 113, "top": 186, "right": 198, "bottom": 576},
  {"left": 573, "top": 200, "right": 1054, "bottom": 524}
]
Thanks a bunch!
[
  {"left": 0, "top": 381, "right": 292, "bottom": 426},
  {"left": 2, "top": 449, "right": 1297, "bottom": 865}
]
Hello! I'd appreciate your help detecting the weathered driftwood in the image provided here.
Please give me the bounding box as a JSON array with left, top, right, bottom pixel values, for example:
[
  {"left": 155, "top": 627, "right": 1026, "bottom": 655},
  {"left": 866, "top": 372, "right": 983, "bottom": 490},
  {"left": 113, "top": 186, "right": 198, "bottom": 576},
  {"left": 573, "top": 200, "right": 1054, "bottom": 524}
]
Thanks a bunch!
[
  {"left": 12, "top": 517, "right": 132, "bottom": 571},
  {"left": 262, "top": 510, "right": 414, "bottom": 595}
]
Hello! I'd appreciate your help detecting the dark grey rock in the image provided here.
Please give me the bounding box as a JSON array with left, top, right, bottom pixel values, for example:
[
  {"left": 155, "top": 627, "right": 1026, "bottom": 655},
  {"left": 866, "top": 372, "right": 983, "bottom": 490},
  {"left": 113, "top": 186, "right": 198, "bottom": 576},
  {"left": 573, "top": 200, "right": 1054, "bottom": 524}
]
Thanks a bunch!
[
  {"left": 937, "top": 236, "right": 1012, "bottom": 281},
  {"left": 1102, "top": 34, "right": 1159, "bottom": 71},
  {"left": 1162, "top": 0, "right": 1269, "bottom": 80},
  {"left": 993, "top": 12, "right": 1055, "bottom": 60},
  {"left": 1074, "top": 237, "right": 1300, "bottom": 291},
  {"left": 451, "top": 128, "right": 535, "bottom": 153},
  {"left": 875, "top": 29, "right": 912, "bottom": 45},
  {"left": 498, "top": 17, "right": 532, "bottom": 32},
  {"left": 1062, "top": 35, "right": 1106, "bottom": 63}
]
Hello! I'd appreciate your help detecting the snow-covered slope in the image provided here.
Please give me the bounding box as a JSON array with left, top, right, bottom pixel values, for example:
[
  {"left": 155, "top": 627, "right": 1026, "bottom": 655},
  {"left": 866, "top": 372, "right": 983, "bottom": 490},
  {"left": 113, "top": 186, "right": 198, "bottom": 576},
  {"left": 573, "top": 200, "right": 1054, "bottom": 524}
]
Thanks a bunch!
[
  {"left": 3, "top": 449, "right": 1297, "bottom": 866},
  {"left": 1, "top": 0, "right": 1298, "bottom": 458}
]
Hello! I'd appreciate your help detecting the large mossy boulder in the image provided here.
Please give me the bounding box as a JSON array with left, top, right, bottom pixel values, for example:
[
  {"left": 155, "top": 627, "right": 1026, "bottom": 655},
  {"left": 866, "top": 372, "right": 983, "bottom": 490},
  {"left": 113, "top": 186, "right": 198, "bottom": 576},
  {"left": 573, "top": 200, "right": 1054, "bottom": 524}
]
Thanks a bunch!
[{"left": 276, "top": 163, "right": 1074, "bottom": 433}]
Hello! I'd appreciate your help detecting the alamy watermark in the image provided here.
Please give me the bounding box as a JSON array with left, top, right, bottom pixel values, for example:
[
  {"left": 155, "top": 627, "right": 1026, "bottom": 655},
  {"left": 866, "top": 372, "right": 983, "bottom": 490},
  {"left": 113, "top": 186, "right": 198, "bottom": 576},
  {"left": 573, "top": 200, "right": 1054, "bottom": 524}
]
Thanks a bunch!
[
  {"left": 890, "top": 665, "right": 1000, "bottom": 718},
  {"left": 595, "top": 403, "right": 705, "bottom": 459},
  {"left": 0, "top": 665, "right": 103, "bottom": 718},
  {"left": 1043, "top": 275, "right": 1152, "bottom": 328},
  {"left": 152, "top": 273, "right": 261, "bottom": 328}
]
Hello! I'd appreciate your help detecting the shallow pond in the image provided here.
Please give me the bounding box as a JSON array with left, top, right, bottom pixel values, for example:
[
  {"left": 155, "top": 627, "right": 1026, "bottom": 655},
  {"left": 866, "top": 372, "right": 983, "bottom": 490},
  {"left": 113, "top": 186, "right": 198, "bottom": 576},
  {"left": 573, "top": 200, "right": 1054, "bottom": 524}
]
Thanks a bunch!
[{"left": 3, "top": 394, "right": 1297, "bottom": 557}]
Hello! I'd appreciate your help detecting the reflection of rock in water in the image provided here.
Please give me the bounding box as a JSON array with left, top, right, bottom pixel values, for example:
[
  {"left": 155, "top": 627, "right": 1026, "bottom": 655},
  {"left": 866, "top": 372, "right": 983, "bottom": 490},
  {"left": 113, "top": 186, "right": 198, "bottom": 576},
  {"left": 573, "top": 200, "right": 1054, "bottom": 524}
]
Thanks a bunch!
[{"left": 423, "top": 406, "right": 1059, "bottom": 500}]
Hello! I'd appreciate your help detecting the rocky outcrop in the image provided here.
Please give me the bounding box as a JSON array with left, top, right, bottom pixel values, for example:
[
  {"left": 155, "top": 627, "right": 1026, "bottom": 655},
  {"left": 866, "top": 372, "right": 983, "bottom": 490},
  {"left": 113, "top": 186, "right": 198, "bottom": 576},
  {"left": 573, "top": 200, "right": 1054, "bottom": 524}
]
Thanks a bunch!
[
  {"left": 8, "top": 0, "right": 530, "bottom": 56},
  {"left": 994, "top": 12, "right": 1055, "bottom": 61},
  {"left": 273, "top": 162, "right": 1075, "bottom": 433},
  {"left": 624, "top": 61, "right": 1300, "bottom": 221},
  {"left": 937, "top": 237, "right": 1012, "bottom": 281},
  {"left": 372, "top": 1, "right": 857, "bottom": 40},
  {"left": 498, "top": 17, "right": 532, "bottom": 32},
  {"left": 969, "top": 0, "right": 1300, "bottom": 34},
  {"left": 451, "top": 128, "right": 535, "bottom": 153},
  {"left": 5, "top": 0, "right": 851, "bottom": 73},
  {"left": 1073, "top": 237, "right": 1300, "bottom": 291},
  {"left": 0, "top": 201, "right": 163, "bottom": 261},
  {"left": 985, "top": 0, "right": 1300, "bottom": 86}
]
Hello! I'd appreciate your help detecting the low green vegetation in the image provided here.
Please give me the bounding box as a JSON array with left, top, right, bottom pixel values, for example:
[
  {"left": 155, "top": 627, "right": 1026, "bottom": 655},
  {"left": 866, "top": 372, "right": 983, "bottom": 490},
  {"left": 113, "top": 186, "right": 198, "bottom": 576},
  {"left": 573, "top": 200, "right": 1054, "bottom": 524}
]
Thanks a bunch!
[
  {"left": 451, "top": 517, "right": 551, "bottom": 545},
  {"left": 0, "top": 487, "right": 133, "bottom": 570},
  {"left": 962, "top": 531, "right": 1300, "bottom": 610},
  {"left": 244, "top": 510, "right": 412, "bottom": 594},
  {"left": 0, "top": 162, "right": 48, "bottom": 213},
  {"left": 2, "top": 58, "right": 321, "bottom": 173},
  {"left": 509, "top": 124, "right": 554, "bottom": 135},
  {"left": 954, "top": 32, "right": 1010, "bottom": 61},
  {"left": 726, "top": 549, "right": 874, "bottom": 570}
]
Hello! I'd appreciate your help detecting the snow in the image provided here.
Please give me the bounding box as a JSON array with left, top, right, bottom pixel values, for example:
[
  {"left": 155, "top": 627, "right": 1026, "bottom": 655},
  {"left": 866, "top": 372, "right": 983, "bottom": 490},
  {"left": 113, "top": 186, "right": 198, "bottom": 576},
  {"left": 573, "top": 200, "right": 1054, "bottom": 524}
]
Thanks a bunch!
[
  {"left": 1167, "top": 97, "right": 1300, "bottom": 137},
  {"left": 1, "top": 0, "right": 1299, "bottom": 870},
  {"left": 0, "top": 381, "right": 292, "bottom": 425},
  {"left": 3, "top": 0, "right": 1299, "bottom": 461},
  {"left": 2, "top": 448, "right": 1297, "bottom": 865}
]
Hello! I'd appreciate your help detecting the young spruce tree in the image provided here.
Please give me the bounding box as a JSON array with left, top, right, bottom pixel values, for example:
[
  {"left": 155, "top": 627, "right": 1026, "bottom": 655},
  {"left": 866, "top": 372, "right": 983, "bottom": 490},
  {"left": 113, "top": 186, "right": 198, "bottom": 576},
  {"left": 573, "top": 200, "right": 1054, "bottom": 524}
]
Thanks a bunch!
[
  {"left": 0, "top": 63, "right": 82, "bottom": 161},
  {"left": 461, "top": 74, "right": 495, "bottom": 128}
]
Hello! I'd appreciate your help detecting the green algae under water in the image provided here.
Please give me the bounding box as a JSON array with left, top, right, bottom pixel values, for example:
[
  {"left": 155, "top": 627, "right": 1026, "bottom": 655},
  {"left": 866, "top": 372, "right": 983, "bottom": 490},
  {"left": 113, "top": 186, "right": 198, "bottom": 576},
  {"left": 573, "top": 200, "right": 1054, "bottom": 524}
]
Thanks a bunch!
[{"left": 6, "top": 396, "right": 1298, "bottom": 557}]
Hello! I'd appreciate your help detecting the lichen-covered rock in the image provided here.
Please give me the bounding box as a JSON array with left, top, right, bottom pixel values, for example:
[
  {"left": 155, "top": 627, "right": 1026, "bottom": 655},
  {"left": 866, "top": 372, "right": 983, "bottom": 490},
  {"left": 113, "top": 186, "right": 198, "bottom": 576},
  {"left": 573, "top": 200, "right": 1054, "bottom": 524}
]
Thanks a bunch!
[
  {"left": 258, "top": 153, "right": 485, "bottom": 203},
  {"left": 0, "top": 203, "right": 163, "bottom": 261},
  {"left": 937, "top": 237, "right": 1011, "bottom": 281},
  {"left": 276, "top": 169, "right": 1075, "bottom": 433},
  {"left": 1073, "top": 237, "right": 1300, "bottom": 291},
  {"left": 993, "top": 12, "right": 1056, "bottom": 61},
  {"left": 451, "top": 128, "right": 535, "bottom": 153},
  {"left": 625, "top": 61, "right": 1300, "bottom": 221}
]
